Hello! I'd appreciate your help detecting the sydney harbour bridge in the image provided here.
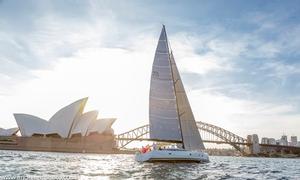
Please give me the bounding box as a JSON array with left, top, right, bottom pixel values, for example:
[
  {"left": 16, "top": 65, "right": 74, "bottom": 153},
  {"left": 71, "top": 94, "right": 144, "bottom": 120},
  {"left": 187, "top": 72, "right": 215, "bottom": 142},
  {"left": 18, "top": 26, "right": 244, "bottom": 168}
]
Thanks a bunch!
[{"left": 116, "top": 121, "right": 300, "bottom": 156}]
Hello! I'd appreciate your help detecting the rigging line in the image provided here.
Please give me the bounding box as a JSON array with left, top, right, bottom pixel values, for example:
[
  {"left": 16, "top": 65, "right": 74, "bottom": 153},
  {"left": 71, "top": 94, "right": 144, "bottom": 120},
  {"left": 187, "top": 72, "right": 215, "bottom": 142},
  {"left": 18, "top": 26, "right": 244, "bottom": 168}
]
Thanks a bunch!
[
  {"left": 179, "top": 112, "right": 186, "bottom": 117},
  {"left": 174, "top": 79, "right": 180, "bottom": 84}
]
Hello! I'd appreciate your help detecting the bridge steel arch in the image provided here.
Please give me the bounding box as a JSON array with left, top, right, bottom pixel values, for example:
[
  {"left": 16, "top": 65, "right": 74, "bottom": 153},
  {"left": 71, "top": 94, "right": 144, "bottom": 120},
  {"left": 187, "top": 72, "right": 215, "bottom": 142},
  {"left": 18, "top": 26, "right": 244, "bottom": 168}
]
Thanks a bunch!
[
  {"left": 196, "top": 121, "right": 248, "bottom": 153},
  {"left": 117, "top": 125, "right": 149, "bottom": 148},
  {"left": 116, "top": 121, "right": 249, "bottom": 153}
]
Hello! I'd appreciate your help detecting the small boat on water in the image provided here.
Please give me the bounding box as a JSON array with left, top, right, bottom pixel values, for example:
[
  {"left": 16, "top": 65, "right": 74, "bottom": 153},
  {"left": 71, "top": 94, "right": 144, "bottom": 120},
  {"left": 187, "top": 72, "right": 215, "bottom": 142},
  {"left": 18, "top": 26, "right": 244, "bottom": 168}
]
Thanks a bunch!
[{"left": 135, "top": 25, "right": 209, "bottom": 163}]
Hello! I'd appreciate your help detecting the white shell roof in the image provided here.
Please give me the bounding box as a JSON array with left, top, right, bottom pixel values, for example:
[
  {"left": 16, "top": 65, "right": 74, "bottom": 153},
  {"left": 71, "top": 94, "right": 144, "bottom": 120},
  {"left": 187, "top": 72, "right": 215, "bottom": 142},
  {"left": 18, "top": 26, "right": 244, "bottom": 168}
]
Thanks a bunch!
[
  {"left": 87, "top": 118, "right": 116, "bottom": 135},
  {"left": 14, "top": 97, "right": 88, "bottom": 138},
  {"left": 48, "top": 97, "right": 88, "bottom": 138},
  {"left": 71, "top": 110, "right": 98, "bottom": 136},
  {"left": 12, "top": 97, "right": 116, "bottom": 138},
  {"left": 0, "top": 127, "right": 19, "bottom": 136},
  {"left": 14, "top": 114, "right": 49, "bottom": 137}
]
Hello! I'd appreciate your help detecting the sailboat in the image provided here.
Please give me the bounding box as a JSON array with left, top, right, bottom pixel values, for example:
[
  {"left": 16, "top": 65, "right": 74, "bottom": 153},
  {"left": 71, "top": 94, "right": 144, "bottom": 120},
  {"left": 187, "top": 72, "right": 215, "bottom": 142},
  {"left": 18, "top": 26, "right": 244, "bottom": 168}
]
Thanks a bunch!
[{"left": 135, "top": 25, "right": 209, "bottom": 163}]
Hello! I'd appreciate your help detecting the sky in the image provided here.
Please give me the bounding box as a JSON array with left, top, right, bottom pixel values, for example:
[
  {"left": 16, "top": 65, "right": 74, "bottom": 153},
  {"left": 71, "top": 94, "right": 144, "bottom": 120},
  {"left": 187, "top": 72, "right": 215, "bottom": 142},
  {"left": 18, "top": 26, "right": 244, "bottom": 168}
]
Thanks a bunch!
[{"left": 0, "top": 0, "right": 300, "bottom": 141}]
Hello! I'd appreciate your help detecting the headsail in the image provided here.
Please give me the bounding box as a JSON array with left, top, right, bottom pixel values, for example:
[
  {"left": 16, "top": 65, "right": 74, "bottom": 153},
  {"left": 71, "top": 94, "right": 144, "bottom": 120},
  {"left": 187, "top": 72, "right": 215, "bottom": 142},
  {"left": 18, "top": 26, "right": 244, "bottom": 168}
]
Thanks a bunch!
[
  {"left": 170, "top": 52, "right": 205, "bottom": 150},
  {"left": 149, "top": 25, "right": 182, "bottom": 142}
]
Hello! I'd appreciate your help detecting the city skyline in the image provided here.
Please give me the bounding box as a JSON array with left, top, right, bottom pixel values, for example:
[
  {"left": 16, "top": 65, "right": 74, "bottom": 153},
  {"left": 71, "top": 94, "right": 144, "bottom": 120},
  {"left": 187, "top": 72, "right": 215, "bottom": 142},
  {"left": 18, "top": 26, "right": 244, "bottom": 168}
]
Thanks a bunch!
[{"left": 1, "top": 0, "right": 300, "bottom": 139}]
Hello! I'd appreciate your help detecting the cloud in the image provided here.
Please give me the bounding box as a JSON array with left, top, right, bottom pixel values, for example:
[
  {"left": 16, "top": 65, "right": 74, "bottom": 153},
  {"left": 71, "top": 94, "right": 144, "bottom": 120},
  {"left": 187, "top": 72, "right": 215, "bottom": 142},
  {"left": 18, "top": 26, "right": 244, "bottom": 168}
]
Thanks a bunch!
[
  {"left": 260, "top": 61, "right": 300, "bottom": 80},
  {"left": 189, "top": 88, "right": 300, "bottom": 138},
  {"left": 170, "top": 31, "right": 245, "bottom": 75}
]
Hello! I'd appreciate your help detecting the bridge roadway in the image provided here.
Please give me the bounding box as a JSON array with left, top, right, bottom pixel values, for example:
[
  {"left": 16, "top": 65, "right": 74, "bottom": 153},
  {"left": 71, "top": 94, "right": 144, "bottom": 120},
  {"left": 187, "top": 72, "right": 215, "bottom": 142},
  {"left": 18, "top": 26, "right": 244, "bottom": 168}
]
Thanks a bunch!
[
  {"left": 116, "top": 138, "right": 250, "bottom": 146},
  {"left": 116, "top": 121, "right": 300, "bottom": 155}
]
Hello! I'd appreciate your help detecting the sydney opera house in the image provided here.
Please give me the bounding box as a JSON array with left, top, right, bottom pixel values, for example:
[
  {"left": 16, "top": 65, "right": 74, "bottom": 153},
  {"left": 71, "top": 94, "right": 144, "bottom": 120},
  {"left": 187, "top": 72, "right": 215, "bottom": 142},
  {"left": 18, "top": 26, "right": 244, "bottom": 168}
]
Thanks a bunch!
[{"left": 0, "top": 97, "right": 118, "bottom": 153}]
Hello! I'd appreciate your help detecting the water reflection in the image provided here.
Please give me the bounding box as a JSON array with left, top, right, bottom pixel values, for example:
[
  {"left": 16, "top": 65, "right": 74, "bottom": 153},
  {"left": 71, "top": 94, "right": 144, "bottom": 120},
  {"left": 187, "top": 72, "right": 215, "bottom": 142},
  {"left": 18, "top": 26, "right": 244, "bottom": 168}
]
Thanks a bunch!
[{"left": 0, "top": 150, "right": 299, "bottom": 179}]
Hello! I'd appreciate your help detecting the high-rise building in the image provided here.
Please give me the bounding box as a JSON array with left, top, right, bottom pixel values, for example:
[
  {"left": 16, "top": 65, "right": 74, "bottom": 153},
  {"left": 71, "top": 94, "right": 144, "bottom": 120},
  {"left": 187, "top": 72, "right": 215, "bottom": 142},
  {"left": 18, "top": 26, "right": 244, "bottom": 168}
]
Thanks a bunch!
[
  {"left": 268, "top": 138, "right": 276, "bottom": 145},
  {"left": 261, "top": 137, "right": 268, "bottom": 144},
  {"left": 290, "top": 136, "right": 297, "bottom": 147},
  {"left": 280, "top": 135, "right": 288, "bottom": 146}
]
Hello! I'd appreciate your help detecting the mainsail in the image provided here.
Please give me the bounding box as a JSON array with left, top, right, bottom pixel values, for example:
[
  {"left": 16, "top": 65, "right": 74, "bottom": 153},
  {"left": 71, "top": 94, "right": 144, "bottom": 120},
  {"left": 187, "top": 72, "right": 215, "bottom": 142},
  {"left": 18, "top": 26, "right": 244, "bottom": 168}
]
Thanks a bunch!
[
  {"left": 149, "top": 25, "right": 182, "bottom": 142},
  {"left": 149, "top": 25, "right": 205, "bottom": 150}
]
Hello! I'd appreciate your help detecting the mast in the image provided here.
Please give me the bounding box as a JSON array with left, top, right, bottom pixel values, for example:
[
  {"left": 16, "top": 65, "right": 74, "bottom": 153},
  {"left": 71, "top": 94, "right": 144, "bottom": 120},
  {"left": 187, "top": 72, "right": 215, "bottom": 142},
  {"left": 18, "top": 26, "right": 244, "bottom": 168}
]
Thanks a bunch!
[{"left": 165, "top": 27, "right": 185, "bottom": 148}]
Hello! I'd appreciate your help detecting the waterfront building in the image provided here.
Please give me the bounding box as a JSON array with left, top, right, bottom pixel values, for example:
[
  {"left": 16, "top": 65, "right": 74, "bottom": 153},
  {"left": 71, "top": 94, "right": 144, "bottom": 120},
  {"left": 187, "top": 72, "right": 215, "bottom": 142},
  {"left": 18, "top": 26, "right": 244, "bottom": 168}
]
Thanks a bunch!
[
  {"left": 13, "top": 97, "right": 115, "bottom": 138},
  {"left": 0, "top": 97, "right": 118, "bottom": 153},
  {"left": 247, "top": 135, "right": 252, "bottom": 144},
  {"left": 291, "top": 136, "right": 297, "bottom": 147},
  {"left": 261, "top": 137, "right": 268, "bottom": 144},
  {"left": 280, "top": 135, "right": 288, "bottom": 146},
  {"left": 268, "top": 138, "right": 276, "bottom": 145},
  {"left": 261, "top": 137, "right": 278, "bottom": 145}
]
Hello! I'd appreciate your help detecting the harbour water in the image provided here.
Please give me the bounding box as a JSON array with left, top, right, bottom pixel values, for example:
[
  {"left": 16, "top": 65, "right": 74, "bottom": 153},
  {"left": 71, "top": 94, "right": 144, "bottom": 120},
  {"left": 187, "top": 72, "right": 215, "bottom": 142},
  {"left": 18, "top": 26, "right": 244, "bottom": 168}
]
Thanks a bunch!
[{"left": 0, "top": 150, "right": 299, "bottom": 179}]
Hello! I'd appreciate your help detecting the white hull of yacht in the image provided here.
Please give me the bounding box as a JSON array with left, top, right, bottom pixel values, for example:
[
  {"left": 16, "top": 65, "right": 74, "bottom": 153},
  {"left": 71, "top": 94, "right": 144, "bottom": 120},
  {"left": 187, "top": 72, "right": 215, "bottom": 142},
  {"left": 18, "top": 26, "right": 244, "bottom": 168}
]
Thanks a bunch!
[{"left": 135, "top": 149, "right": 209, "bottom": 163}]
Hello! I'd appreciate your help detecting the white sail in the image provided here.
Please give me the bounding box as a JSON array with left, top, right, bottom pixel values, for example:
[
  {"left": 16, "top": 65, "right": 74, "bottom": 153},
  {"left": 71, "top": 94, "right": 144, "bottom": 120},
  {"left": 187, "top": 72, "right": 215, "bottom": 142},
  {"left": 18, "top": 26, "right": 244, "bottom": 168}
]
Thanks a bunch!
[
  {"left": 149, "top": 25, "right": 182, "bottom": 142},
  {"left": 149, "top": 25, "right": 205, "bottom": 150},
  {"left": 170, "top": 52, "right": 205, "bottom": 150}
]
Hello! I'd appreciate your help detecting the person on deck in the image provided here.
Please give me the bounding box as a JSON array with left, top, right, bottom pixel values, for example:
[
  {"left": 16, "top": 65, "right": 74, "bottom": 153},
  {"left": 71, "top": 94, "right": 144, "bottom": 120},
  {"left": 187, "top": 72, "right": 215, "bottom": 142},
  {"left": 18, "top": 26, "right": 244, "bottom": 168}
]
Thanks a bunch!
[
  {"left": 146, "top": 145, "right": 151, "bottom": 152},
  {"left": 141, "top": 146, "right": 147, "bottom": 153},
  {"left": 153, "top": 143, "right": 157, "bottom": 150}
]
